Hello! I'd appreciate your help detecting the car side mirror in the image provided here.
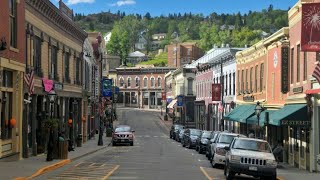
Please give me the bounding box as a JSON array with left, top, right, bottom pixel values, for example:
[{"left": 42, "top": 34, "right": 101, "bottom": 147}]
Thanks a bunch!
[
  {"left": 224, "top": 146, "right": 230, "bottom": 151},
  {"left": 210, "top": 139, "right": 215, "bottom": 143},
  {"left": 131, "top": 130, "right": 135, "bottom": 133}
]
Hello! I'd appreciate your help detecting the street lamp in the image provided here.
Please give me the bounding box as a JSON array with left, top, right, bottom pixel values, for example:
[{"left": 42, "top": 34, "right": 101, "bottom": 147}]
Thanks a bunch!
[
  {"left": 254, "top": 101, "right": 263, "bottom": 138},
  {"left": 46, "top": 90, "right": 56, "bottom": 161}
]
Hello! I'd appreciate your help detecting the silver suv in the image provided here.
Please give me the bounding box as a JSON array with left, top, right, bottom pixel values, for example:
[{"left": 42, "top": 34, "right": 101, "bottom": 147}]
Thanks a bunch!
[{"left": 224, "top": 137, "right": 277, "bottom": 180}]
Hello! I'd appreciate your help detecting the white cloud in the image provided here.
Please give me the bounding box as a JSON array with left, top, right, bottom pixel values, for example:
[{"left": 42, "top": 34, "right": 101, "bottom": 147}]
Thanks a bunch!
[
  {"left": 110, "top": 0, "right": 136, "bottom": 7},
  {"left": 66, "top": 0, "right": 95, "bottom": 5}
]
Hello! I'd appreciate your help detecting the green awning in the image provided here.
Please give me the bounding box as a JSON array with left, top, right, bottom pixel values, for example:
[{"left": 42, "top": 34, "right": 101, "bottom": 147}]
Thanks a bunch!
[
  {"left": 247, "top": 110, "right": 275, "bottom": 126},
  {"left": 224, "top": 105, "right": 255, "bottom": 123},
  {"left": 269, "top": 104, "right": 307, "bottom": 126}
]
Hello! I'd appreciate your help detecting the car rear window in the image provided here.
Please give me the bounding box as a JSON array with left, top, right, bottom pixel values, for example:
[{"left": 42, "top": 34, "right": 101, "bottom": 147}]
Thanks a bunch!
[{"left": 115, "top": 127, "right": 131, "bottom": 132}]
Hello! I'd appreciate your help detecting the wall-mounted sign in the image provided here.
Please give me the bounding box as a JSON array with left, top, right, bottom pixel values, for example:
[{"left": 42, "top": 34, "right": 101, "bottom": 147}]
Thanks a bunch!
[
  {"left": 301, "top": 3, "right": 320, "bottom": 51},
  {"left": 293, "top": 86, "right": 303, "bottom": 94},
  {"left": 177, "top": 95, "right": 183, "bottom": 107},
  {"left": 54, "top": 83, "right": 63, "bottom": 90},
  {"left": 212, "top": 84, "right": 221, "bottom": 101},
  {"left": 281, "top": 47, "right": 289, "bottom": 93},
  {"left": 281, "top": 120, "right": 311, "bottom": 126},
  {"left": 243, "top": 96, "right": 254, "bottom": 102},
  {"left": 162, "top": 92, "right": 166, "bottom": 100}
]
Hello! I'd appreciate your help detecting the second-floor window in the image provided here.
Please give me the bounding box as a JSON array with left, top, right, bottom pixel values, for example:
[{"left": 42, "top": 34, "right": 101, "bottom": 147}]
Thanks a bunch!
[
  {"left": 157, "top": 77, "right": 161, "bottom": 87},
  {"left": 245, "top": 69, "right": 248, "bottom": 92},
  {"left": 51, "top": 46, "right": 58, "bottom": 80},
  {"left": 255, "top": 65, "right": 258, "bottom": 92},
  {"left": 188, "top": 78, "right": 193, "bottom": 95},
  {"left": 229, "top": 73, "right": 231, "bottom": 95},
  {"left": 291, "top": 48, "right": 294, "bottom": 84},
  {"left": 33, "top": 36, "right": 42, "bottom": 77},
  {"left": 237, "top": 70, "right": 240, "bottom": 94},
  {"left": 233, "top": 72, "right": 235, "bottom": 95},
  {"left": 304, "top": 52, "right": 307, "bottom": 81},
  {"left": 151, "top": 78, "right": 155, "bottom": 87},
  {"left": 127, "top": 78, "right": 131, "bottom": 87},
  {"left": 297, "top": 45, "right": 300, "bottom": 82},
  {"left": 241, "top": 70, "right": 244, "bottom": 93},
  {"left": 260, "top": 63, "right": 264, "bottom": 91},
  {"left": 64, "top": 52, "right": 70, "bottom": 83},
  {"left": 317, "top": 52, "right": 320, "bottom": 61},
  {"left": 9, "top": 0, "right": 17, "bottom": 48},
  {"left": 120, "top": 78, "right": 124, "bottom": 87},
  {"left": 144, "top": 78, "right": 147, "bottom": 87},
  {"left": 76, "top": 58, "right": 81, "bottom": 85},
  {"left": 135, "top": 78, "right": 139, "bottom": 87}
]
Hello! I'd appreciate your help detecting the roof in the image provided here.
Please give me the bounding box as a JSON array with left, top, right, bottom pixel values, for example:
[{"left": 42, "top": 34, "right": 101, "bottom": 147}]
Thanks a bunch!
[
  {"left": 128, "top": 51, "right": 146, "bottom": 57},
  {"left": 234, "top": 137, "right": 267, "bottom": 143}
]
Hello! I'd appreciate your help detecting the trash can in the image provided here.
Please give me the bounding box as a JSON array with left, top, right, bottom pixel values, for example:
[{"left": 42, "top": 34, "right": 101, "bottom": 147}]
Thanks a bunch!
[
  {"left": 106, "top": 128, "right": 113, "bottom": 137},
  {"left": 76, "top": 134, "right": 83, "bottom": 147},
  {"left": 58, "top": 140, "right": 68, "bottom": 159}
]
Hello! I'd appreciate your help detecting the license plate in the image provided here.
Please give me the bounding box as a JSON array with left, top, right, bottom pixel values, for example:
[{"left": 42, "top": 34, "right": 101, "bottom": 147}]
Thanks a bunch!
[
  {"left": 121, "top": 139, "right": 125, "bottom": 142},
  {"left": 249, "top": 166, "right": 258, "bottom": 171}
]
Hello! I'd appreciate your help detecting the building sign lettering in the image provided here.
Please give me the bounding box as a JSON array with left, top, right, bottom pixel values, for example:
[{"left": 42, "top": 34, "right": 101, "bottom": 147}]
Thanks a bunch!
[
  {"left": 243, "top": 96, "right": 254, "bottom": 102},
  {"left": 281, "top": 120, "right": 311, "bottom": 126},
  {"left": 293, "top": 86, "right": 303, "bottom": 94},
  {"left": 281, "top": 47, "right": 289, "bottom": 93}
]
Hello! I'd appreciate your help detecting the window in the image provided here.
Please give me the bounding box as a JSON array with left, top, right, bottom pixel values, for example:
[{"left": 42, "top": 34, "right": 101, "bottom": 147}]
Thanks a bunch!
[
  {"left": 229, "top": 73, "right": 231, "bottom": 95},
  {"left": 233, "top": 72, "right": 235, "bottom": 95},
  {"left": 304, "top": 52, "right": 307, "bottom": 81},
  {"left": 297, "top": 45, "right": 300, "bottom": 82},
  {"left": 1, "top": 91, "right": 13, "bottom": 140},
  {"left": 157, "top": 77, "right": 161, "bottom": 87},
  {"left": 237, "top": 70, "right": 240, "bottom": 94},
  {"left": 3, "top": 70, "right": 13, "bottom": 88},
  {"left": 127, "top": 78, "right": 131, "bottom": 87},
  {"left": 135, "top": 77, "right": 139, "bottom": 87},
  {"left": 317, "top": 52, "right": 320, "bottom": 61},
  {"left": 187, "top": 48, "right": 191, "bottom": 56},
  {"left": 250, "top": 67, "right": 253, "bottom": 92},
  {"left": 144, "top": 78, "right": 147, "bottom": 87},
  {"left": 245, "top": 69, "right": 248, "bottom": 92},
  {"left": 291, "top": 48, "right": 294, "bottom": 84},
  {"left": 64, "top": 52, "right": 70, "bottom": 83},
  {"left": 120, "top": 78, "right": 124, "bottom": 87},
  {"left": 188, "top": 78, "right": 193, "bottom": 95},
  {"left": 260, "top": 63, "right": 264, "bottom": 91},
  {"left": 33, "top": 36, "right": 42, "bottom": 77},
  {"left": 51, "top": 46, "right": 58, "bottom": 81},
  {"left": 9, "top": 0, "right": 17, "bottom": 48},
  {"left": 151, "top": 78, "right": 155, "bottom": 87},
  {"left": 241, "top": 70, "right": 244, "bottom": 93},
  {"left": 225, "top": 75, "right": 228, "bottom": 96},
  {"left": 76, "top": 58, "right": 80, "bottom": 85},
  {"left": 255, "top": 65, "right": 258, "bottom": 92}
]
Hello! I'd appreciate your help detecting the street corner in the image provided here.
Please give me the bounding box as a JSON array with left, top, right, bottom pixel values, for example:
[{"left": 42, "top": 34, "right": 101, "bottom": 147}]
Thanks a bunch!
[{"left": 14, "top": 159, "right": 71, "bottom": 180}]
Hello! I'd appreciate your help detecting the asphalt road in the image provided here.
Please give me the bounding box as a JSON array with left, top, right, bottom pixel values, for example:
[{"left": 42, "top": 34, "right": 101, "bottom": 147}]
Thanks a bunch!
[{"left": 36, "top": 108, "right": 289, "bottom": 180}]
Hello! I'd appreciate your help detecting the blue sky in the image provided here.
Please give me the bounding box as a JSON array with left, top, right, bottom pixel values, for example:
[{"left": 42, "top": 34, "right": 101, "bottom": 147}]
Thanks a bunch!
[{"left": 51, "top": 0, "right": 298, "bottom": 16}]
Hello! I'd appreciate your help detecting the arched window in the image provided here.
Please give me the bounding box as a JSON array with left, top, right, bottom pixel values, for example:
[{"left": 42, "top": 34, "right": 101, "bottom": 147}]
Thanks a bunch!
[
  {"left": 151, "top": 77, "right": 155, "bottom": 87},
  {"left": 127, "top": 77, "right": 131, "bottom": 87},
  {"left": 157, "top": 77, "right": 161, "bottom": 87},
  {"left": 120, "top": 78, "right": 124, "bottom": 87},
  {"left": 144, "top": 78, "right": 147, "bottom": 87},
  {"left": 135, "top": 77, "right": 140, "bottom": 87}
]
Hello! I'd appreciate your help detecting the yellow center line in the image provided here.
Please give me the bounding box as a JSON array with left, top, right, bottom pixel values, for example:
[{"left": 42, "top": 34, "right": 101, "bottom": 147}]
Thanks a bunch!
[
  {"left": 102, "top": 165, "right": 120, "bottom": 180},
  {"left": 200, "top": 167, "right": 213, "bottom": 180}
]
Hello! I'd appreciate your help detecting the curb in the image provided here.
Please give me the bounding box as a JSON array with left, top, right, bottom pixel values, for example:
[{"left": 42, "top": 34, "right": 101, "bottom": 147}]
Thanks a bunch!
[{"left": 15, "top": 141, "right": 111, "bottom": 180}]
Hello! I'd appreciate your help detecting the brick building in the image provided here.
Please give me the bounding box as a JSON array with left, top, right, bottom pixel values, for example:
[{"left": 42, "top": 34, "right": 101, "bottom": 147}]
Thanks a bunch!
[
  {"left": 167, "top": 42, "right": 204, "bottom": 68},
  {"left": 116, "top": 67, "right": 176, "bottom": 109},
  {"left": 24, "top": 0, "right": 87, "bottom": 157},
  {"left": 0, "top": 0, "right": 25, "bottom": 160}
]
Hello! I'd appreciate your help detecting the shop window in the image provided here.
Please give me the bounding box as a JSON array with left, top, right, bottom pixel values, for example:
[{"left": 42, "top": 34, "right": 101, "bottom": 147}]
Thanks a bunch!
[
  {"left": 289, "top": 127, "right": 293, "bottom": 154},
  {"left": 1, "top": 92, "right": 13, "bottom": 140},
  {"left": 3, "top": 70, "right": 13, "bottom": 88},
  {"left": 131, "top": 92, "right": 136, "bottom": 104},
  {"left": 300, "top": 128, "right": 305, "bottom": 158},
  {"left": 157, "top": 92, "right": 162, "bottom": 105},
  {"left": 9, "top": 0, "right": 17, "bottom": 48}
]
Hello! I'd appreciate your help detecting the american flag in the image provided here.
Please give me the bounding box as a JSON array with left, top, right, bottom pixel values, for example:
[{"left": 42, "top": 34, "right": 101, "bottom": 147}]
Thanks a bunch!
[
  {"left": 312, "top": 63, "right": 320, "bottom": 84},
  {"left": 24, "top": 70, "right": 35, "bottom": 96}
]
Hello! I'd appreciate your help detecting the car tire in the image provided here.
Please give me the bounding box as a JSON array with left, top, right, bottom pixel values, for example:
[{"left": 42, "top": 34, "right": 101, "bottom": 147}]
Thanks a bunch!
[{"left": 225, "top": 164, "right": 234, "bottom": 180}]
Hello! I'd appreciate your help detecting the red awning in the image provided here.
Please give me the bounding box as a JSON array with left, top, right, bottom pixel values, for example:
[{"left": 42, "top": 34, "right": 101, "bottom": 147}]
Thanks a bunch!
[{"left": 305, "top": 88, "right": 320, "bottom": 94}]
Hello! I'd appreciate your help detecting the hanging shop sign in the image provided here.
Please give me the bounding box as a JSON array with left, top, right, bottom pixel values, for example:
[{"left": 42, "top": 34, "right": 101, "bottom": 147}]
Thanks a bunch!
[
  {"left": 162, "top": 92, "right": 166, "bottom": 100},
  {"left": 293, "top": 86, "right": 304, "bottom": 94},
  {"left": 177, "top": 95, "right": 183, "bottom": 107},
  {"left": 101, "top": 78, "right": 113, "bottom": 97},
  {"left": 42, "top": 78, "right": 53, "bottom": 92},
  {"left": 281, "top": 47, "right": 289, "bottom": 93},
  {"left": 301, "top": 3, "right": 320, "bottom": 51},
  {"left": 212, "top": 84, "right": 221, "bottom": 101}
]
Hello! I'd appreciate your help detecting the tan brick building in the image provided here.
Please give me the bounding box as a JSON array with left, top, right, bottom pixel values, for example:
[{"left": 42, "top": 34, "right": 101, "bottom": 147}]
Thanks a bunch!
[
  {"left": 0, "top": 0, "right": 25, "bottom": 160},
  {"left": 167, "top": 42, "right": 204, "bottom": 68},
  {"left": 24, "top": 0, "right": 87, "bottom": 157}
]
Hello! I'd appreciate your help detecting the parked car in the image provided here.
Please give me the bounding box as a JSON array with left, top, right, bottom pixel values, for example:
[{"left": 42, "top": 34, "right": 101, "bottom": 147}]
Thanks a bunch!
[
  {"left": 196, "top": 130, "right": 212, "bottom": 154},
  {"left": 224, "top": 137, "right": 277, "bottom": 180},
  {"left": 206, "top": 131, "right": 220, "bottom": 160},
  {"left": 112, "top": 125, "right": 135, "bottom": 146},
  {"left": 170, "top": 124, "right": 184, "bottom": 139},
  {"left": 183, "top": 129, "right": 202, "bottom": 149},
  {"left": 175, "top": 129, "right": 185, "bottom": 142},
  {"left": 209, "top": 132, "right": 246, "bottom": 167}
]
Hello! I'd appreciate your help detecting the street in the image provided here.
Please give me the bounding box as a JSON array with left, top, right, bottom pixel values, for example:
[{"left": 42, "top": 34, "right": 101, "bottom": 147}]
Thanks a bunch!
[{"left": 35, "top": 108, "right": 318, "bottom": 180}]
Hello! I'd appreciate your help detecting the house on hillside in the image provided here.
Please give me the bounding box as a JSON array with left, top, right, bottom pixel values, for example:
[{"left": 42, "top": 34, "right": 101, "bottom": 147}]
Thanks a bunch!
[
  {"left": 135, "top": 34, "right": 147, "bottom": 50},
  {"left": 152, "top": 33, "right": 166, "bottom": 41}
]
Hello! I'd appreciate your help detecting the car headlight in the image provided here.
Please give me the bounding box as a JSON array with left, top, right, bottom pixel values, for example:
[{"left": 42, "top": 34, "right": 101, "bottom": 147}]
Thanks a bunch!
[
  {"left": 201, "top": 139, "right": 208, "bottom": 144},
  {"left": 267, "top": 159, "right": 277, "bottom": 166},
  {"left": 216, "top": 147, "right": 226, "bottom": 155},
  {"left": 230, "top": 155, "right": 241, "bottom": 161}
]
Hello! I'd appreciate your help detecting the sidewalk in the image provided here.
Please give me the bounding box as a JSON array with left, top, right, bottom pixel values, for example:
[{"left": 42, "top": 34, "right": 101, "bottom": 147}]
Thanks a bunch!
[
  {"left": 0, "top": 135, "right": 111, "bottom": 180},
  {"left": 157, "top": 114, "right": 173, "bottom": 132}
]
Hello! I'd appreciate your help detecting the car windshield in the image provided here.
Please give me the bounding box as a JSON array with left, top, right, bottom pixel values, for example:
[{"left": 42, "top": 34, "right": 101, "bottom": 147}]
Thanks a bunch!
[
  {"left": 218, "top": 134, "right": 237, "bottom": 144},
  {"left": 202, "top": 131, "right": 211, "bottom": 138},
  {"left": 190, "top": 130, "right": 201, "bottom": 136},
  {"left": 233, "top": 139, "right": 271, "bottom": 153},
  {"left": 174, "top": 125, "right": 183, "bottom": 130},
  {"left": 115, "top": 127, "right": 131, "bottom": 132}
]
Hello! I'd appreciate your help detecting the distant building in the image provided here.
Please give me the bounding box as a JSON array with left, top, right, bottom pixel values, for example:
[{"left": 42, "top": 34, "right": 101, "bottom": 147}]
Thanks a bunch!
[
  {"left": 135, "top": 34, "right": 147, "bottom": 50},
  {"left": 126, "top": 51, "right": 147, "bottom": 65},
  {"left": 167, "top": 42, "right": 204, "bottom": 68},
  {"left": 152, "top": 33, "right": 166, "bottom": 41}
]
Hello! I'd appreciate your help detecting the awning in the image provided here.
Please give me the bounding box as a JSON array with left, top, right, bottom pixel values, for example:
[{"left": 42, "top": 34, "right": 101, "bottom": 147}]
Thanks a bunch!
[
  {"left": 269, "top": 104, "right": 307, "bottom": 126},
  {"left": 305, "top": 88, "right": 320, "bottom": 94},
  {"left": 167, "top": 99, "right": 177, "bottom": 109},
  {"left": 224, "top": 105, "right": 255, "bottom": 123},
  {"left": 247, "top": 110, "right": 275, "bottom": 126}
]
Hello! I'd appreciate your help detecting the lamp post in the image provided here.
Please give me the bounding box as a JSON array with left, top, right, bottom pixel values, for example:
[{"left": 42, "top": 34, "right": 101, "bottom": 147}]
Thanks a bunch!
[
  {"left": 46, "top": 90, "right": 56, "bottom": 161},
  {"left": 254, "top": 101, "right": 263, "bottom": 138}
]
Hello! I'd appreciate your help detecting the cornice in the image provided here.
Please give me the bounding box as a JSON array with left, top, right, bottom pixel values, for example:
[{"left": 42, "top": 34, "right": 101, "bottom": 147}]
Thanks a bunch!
[{"left": 26, "top": 0, "right": 87, "bottom": 44}]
